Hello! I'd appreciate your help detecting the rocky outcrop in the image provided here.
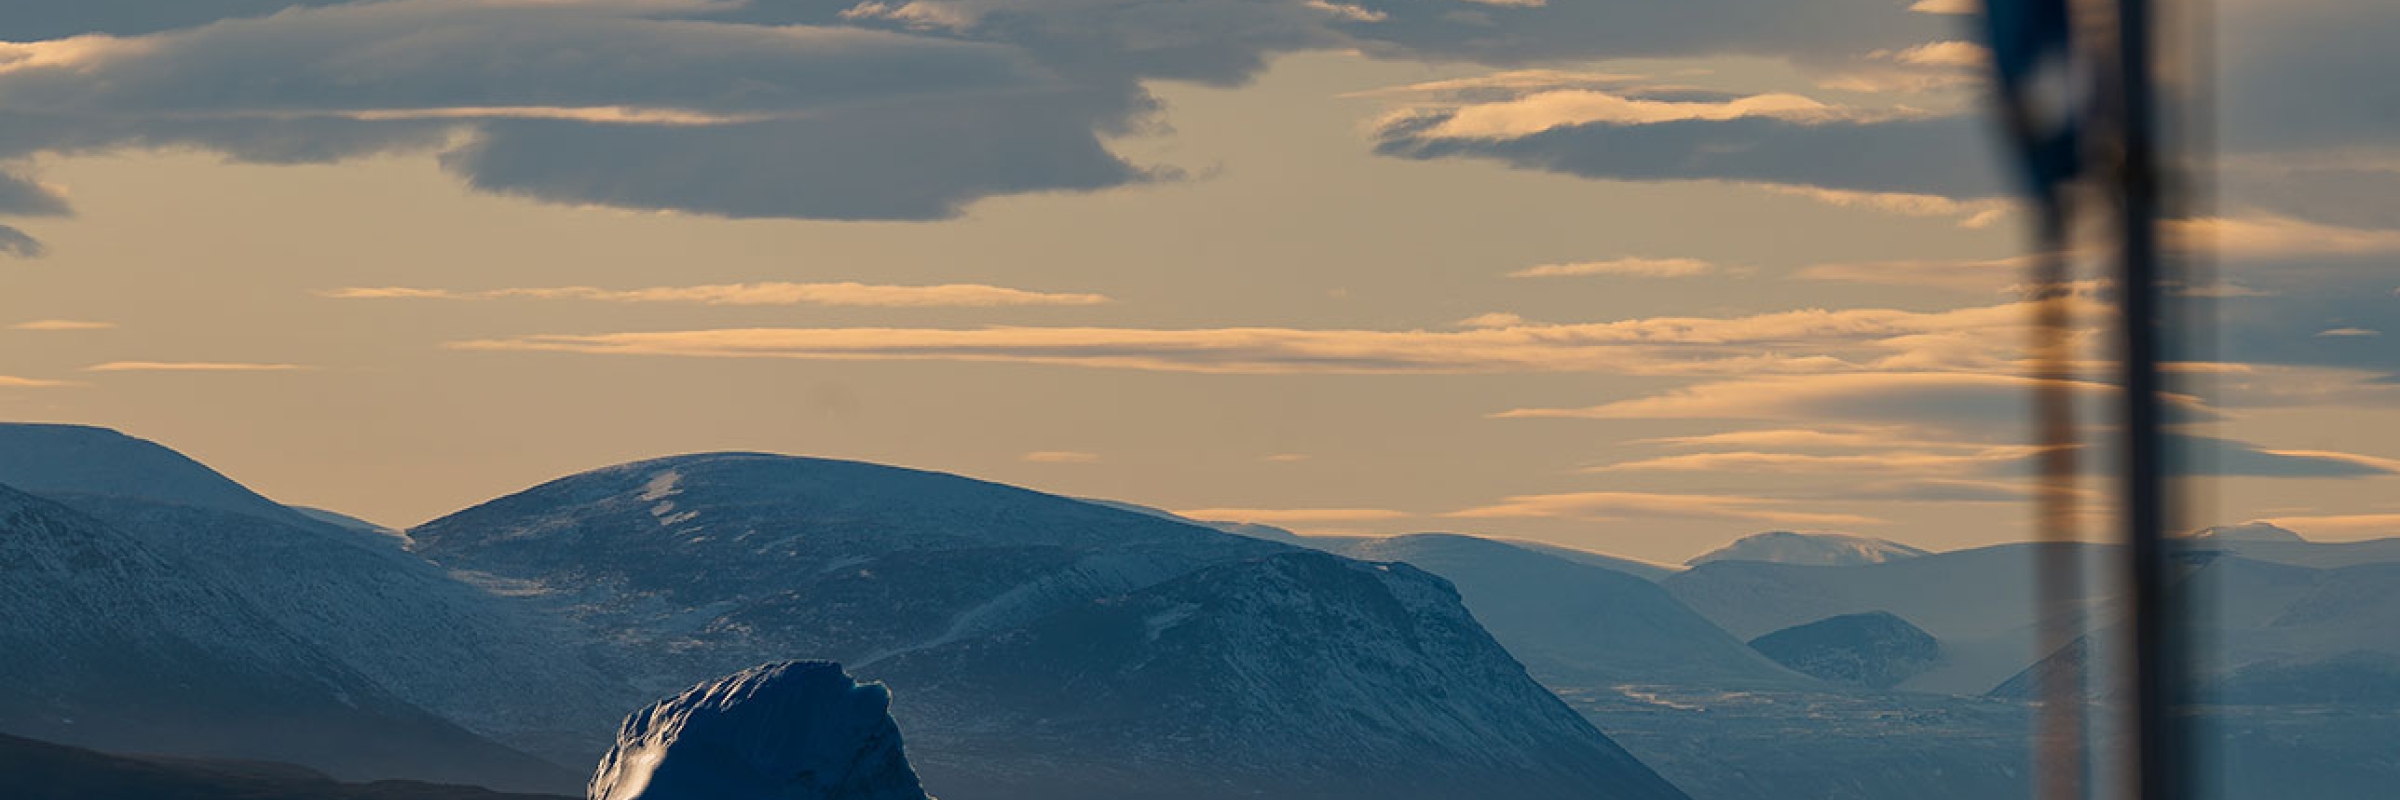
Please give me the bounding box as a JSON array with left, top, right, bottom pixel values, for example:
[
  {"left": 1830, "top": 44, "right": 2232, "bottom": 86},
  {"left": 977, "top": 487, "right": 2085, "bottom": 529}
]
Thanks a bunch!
[{"left": 590, "top": 662, "right": 929, "bottom": 800}]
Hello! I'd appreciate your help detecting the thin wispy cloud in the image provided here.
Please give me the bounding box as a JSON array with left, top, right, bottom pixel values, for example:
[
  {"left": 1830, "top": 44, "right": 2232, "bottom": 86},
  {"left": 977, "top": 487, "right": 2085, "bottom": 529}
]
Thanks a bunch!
[
  {"left": 9, "top": 319, "right": 115, "bottom": 331},
  {"left": 1509, "top": 257, "right": 1715, "bottom": 279},
  {"left": 320, "top": 282, "right": 1110, "bottom": 308},
  {"left": 1630, "top": 427, "right": 1989, "bottom": 451},
  {"left": 2317, "top": 327, "right": 2382, "bottom": 338},
  {"left": 1173, "top": 507, "right": 1410, "bottom": 524},
  {"left": 0, "top": 375, "right": 78, "bottom": 388},
  {"left": 1584, "top": 447, "right": 2043, "bottom": 475},
  {"left": 1445, "top": 491, "right": 1881, "bottom": 527},
  {"left": 1494, "top": 372, "right": 2199, "bottom": 424},
  {"left": 1455, "top": 312, "right": 1528, "bottom": 329},
  {"left": 1262, "top": 453, "right": 1312, "bottom": 463},
  {"left": 83, "top": 361, "right": 312, "bottom": 372},
  {"left": 446, "top": 299, "right": 2079, "bottom": 376}
]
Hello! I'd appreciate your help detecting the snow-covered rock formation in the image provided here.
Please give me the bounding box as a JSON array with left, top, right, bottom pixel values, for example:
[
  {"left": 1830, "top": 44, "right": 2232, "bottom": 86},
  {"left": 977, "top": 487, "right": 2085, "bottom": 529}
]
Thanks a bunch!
[{"left": 591, "top": 662, "right": 927, "bottom": 800}]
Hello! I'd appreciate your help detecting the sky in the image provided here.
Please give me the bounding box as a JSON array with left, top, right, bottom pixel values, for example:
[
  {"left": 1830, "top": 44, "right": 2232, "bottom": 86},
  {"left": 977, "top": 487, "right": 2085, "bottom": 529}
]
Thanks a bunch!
[{"left": 2, "top": 0, "right": 2397, "bottom": 563}]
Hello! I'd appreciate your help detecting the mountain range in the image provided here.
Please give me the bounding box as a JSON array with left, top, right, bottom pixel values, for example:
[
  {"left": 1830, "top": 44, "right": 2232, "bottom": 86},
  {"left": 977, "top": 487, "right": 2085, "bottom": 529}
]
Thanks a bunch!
[
  {"left": 5, "top": 420, "right": 2397, "bottom": 800},
  {"left": 0, "top": 424, "right": 1687, "bottom": 800}
]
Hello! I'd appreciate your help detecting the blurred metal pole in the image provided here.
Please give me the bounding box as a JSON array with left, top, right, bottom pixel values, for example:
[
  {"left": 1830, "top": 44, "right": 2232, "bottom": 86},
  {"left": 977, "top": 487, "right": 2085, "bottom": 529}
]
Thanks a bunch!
[
  {"left": 2029, "top": 203, "right": 2087, "bottom": 800},
  {"left": 2114, "top": 0, "right": 2188, "bottom": 796}
]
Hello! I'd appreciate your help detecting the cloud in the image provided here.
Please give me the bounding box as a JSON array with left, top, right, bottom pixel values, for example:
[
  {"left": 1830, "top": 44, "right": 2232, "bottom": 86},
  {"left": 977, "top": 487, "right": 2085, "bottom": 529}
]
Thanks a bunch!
[
  {"left": 1262, "top": 453, "right": 1312, "bottom": 463},
  {"left": 1445, "top": 490, "right": 1881, "bottom": 527},
  {"left": 1175, "top": 507, "right": 1409, "bottom": 524},
  {"left": 1500, "top": 372, "right": 2124, "bottom": 421},
  {"left": 1509, "top": 257, "right": 1716, "bottom": 279},
  {"left": 445, "top": 298, "right": 2086, "bottom": 375},
  {"left": 1373, "top": 95, "right": 1999, "bottom": 200},
  {"left": 1630, "top": 427, "right": 1980, "bottom": 451},
  {"left": 2173, "top": 215, "right": 2400, "bottom": 260},
  {"left": 1793, "top": 254, "right": 2040, "bottom": 291},
  {"left": 1880, "top": 40, "right": 1988, "bottom": 68},
  {"left": 0, "top": 224, "right": 38, "bottom": 257},
  {"left": 2196, "top": 440, "right": 2400, "bottom": 478},
  {"left": 0, "top": 375, "right": 79, "bottom": 388},
  {"left": 2318, "top": 327, "right": 2382, "bottom": 338},
  {"left": 1302, "top": 0, "right": 1388, "bottom": 23},
  {"left": 1399, "top": 89, "right": 1858, "bottom": 140},
  {"left": 320, "top": 282, "right": 1109, "bottom": 307},
  {"left": 1584, "top": 447, "right": 2042, "bottom": 475},
  {"left": 1021, "top": 450, "right": 1102, "bottom": 463},
  {"left": 1454, "top": 312, "right": 1527, "bottom": 329},
  {"left": 83, "top": 361, "right": 311, "bottom": 372},
  {"left": 1750, "top": 185, "right": 2013, "bottom": 227},
  {"left": 0, "top": 0, "right": 1167, "bottom": 254},
  {"left": 8, "top": 319, "right": 115, "bottom": 330}
]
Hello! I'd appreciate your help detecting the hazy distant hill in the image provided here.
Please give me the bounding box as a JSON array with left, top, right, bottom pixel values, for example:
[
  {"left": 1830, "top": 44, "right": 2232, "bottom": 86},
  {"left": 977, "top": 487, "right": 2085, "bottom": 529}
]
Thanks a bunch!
[
  {"left": 1665, "top": 543, "right": 2107, "bottom": 694},
  {"left": 1328, "top": 533, "right": 1799, "bottom": 690},
  {"left": 1687, "top": 531, "right": 1931, "bottom": 568}
]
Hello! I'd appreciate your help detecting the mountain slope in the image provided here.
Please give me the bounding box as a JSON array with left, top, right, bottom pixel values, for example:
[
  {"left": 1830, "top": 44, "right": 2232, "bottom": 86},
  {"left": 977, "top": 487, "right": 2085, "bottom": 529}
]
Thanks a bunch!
[
  {"left": 1688, "top": 531, "right": 1930, "bottom": 567},
  {"left": 0, "top": 423, "right": 308, "bottom": 524},
  {"left": 0, "top": 424, "right": 622, "bottom": 779},
  {"left": 0, "top": 483, "right": 575, "bottom": 790},
  {"left": 867, "top": 550, "right": 1690, "bottom": 800},
  {"left": 1328, "top": 534, "right": 1798, "bottom": 689},
  {"left": 0, "top": 733, "right": 573, "bottom": 800},
  {"left": 411, "top": 453, "right": 1689, "bottom": 800}
]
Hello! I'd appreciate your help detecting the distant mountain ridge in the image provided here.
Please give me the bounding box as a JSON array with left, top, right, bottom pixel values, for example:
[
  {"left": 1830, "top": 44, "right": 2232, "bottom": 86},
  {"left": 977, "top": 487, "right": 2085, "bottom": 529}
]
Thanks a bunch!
[
  {"left": 1688, "top": 531, "right": 1930, "bottom": 568},
  {"left": 0, "top": 423, "right": 309, "bottom": 525}
]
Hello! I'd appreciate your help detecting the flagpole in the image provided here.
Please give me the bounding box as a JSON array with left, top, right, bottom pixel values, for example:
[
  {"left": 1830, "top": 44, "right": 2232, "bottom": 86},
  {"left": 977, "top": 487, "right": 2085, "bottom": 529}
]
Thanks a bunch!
[{"left": 2113, "top": 0, "right": 2187, "bottom": 797}]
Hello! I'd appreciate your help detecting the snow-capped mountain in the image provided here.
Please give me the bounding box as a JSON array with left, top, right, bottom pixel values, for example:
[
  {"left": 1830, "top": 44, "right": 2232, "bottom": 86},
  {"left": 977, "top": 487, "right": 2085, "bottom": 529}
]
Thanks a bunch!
[
  {"left": 1687, "top": 531, "right": 1931, "bottom": 568},
  {"left": 0, "top": 482, "right": 573, "bottom": 790},
  {"left": 2190, "top": 521, "right": 2308, "bottom": 542},
  {"left": 409, "top": 453, "right": 1690, "bottom": 800}
]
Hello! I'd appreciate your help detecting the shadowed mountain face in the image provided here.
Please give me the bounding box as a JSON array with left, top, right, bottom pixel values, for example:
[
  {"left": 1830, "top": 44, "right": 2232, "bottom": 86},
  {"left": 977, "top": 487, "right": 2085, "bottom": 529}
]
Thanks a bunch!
[
  {"left": 0, "top": 484, "right": 576, "bottom": 791},
  {"left": 410, "top": 453, "right": 1692, "bottom": 800},
  {"left": 1748, "top": 611, "right": 1940, "bottom": 689},
  {"left": 0, "top": 733, "right": 574, "bottom": 800},
  {"left": 592, "top": 662, "right": 928, "bottom": 800}
]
